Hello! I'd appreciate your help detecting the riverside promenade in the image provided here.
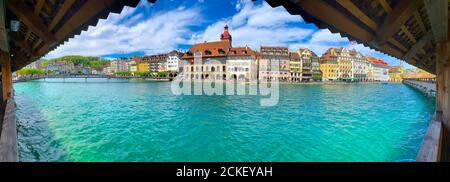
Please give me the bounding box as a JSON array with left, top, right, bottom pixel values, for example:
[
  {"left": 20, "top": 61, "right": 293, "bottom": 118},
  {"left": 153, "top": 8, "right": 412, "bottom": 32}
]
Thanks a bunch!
[{"left": 13, "top": 74, "right": 171, "bottom": 83}]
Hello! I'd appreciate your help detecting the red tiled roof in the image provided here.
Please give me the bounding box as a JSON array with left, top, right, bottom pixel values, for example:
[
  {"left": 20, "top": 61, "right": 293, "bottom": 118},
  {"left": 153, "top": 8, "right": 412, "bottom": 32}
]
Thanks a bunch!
[
  {"left": 289, "top": 52, "right": 300, "bottom": 59},
  {"left": 227, "top": 47, "right": 256, "bottom": 57},
  {"left": 367, "top": 56, "right": 388, "bottom": 66},
  {"left": 182, "top": 40, "right": 232, "bottom": 59}
]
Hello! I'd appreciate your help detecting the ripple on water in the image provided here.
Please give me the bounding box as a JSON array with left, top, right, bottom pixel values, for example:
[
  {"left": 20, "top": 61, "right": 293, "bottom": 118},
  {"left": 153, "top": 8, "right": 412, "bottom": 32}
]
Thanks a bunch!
[{"left": 14, "top": 79, "right": 435, "bottom": 161}]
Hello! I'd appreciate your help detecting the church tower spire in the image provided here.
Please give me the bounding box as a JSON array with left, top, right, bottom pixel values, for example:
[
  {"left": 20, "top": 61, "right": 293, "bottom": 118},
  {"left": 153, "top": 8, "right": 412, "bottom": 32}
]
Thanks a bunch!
[{"left": 220, "top": 24, "right": 232, "bottom": 47}]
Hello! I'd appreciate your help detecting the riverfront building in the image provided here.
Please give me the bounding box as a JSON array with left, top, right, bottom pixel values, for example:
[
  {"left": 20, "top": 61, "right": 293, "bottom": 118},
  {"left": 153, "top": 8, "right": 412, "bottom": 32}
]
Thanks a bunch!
[
  {"left": 289, "top": 52, "right": 302, "bottom": 82},
  {"left": 166, "top": 50, "right": 183, "bottom": 73},
  {"left": 182, "top": 25, "right": 258, "bottom": 81},
  {"left": 137, "top": 63, "right": 149, "bottom": 72},
  {"left": 367, "top": 56, "right": 389, "bottom": 82},
  {"left": 319, "top": 48, "right": 339, "bottom": 81},
  {"left": 320, "top": 47, "right": 371, "bottom": 82},
  {"left": 288, "top": 48, "right": 320, "bottom": 82},
  {"left": 298, "top": 48, "right": 314, "bottom": 81},
  {"left": 259, "top": 46, "right": 290, "bottom": 81},
  {"left": 46, "top": 61, "right": 74, "bottom": 75},
  {"left": 350, "top": 49, "right": 369, "bottom": 81},
  {"left": 128, "top": 60, "right": 138, "bottom": 73},
  {"left": 112, "top": 58, "right": 130, "bottom": 73},
  {"left": 389, "top": 66, "right": 404, "bottom": 82},
  {"left": 143, "top": 54, "right": 167, "bottom": 73},
  {"left": 311, "top": 55, "right": 322, "bottom": 81},
  {"left": 226, "top": 47, "right": 258, "bottom": 81},
  {"left": 182, "top": 26, "right": 231, "bottom": 80}
]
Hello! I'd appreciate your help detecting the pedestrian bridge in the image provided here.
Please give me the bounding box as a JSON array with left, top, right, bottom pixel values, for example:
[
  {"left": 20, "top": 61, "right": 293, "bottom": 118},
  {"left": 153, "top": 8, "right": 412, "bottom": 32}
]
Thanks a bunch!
[
  {"left": 13, "top": 74, "right": 112, "bottom": 83},
  {"left": 403, "top": 79, "right": 436, "bottom": 97},
  {"left": 45, "top": 74, "right": 110, "bottom": 79}
]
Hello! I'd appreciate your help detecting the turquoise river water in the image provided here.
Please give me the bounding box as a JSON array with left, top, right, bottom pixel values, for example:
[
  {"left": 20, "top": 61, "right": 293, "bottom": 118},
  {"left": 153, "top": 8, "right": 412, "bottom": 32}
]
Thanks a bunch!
[{"left": 13, "top": 78, "right": 435, "bottom": 162}]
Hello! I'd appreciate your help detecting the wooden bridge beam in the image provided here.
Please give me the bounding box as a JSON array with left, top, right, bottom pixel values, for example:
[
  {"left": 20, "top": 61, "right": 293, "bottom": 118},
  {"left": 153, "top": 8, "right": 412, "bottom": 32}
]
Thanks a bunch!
[
  {"left": 8, "top": 2, "right": 56, "bottom": 43},
  {"left": 375, "top": 0, "right": 422, "bottom": 46},
  {"left": 0, "top": 51, "right": 12, "bottom": 102},
  {"left": 38, "top": 0, "right": 115, "bottom": 56}
]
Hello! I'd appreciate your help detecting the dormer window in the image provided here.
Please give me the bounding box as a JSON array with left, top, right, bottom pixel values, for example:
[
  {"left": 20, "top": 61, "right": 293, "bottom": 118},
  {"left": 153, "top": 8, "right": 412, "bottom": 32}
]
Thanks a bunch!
[
  {"left": 218, "top": 49, "right": 225, "bottom": 54},
  {"left": 204, "top": 50, "right": 212, "bottom": 55}
]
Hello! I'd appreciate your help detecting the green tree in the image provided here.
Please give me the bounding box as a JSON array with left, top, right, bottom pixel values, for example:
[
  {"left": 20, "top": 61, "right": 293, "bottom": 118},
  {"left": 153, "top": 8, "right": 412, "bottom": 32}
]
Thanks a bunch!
[
  {"left": 41, "top": 55, "right": 108, "bottom": 70},
  {"left": 16, "top": 68, "right": 45, "bottom": 76}
]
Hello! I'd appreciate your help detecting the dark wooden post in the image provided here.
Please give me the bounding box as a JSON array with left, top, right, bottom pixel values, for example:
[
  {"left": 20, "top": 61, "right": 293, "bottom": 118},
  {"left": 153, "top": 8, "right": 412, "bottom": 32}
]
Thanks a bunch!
[
  {"left": 436, "top": 42, "right": 449, "bottom": 126},
  {"left": 1, "top": 51, "right": 12, "bottom": 102}
]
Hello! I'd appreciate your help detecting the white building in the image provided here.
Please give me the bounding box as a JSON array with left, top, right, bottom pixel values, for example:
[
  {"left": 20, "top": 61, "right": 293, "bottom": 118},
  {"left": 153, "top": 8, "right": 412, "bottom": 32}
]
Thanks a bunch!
[
  {"left": 367, "top": 56, "right": 389, "bottom": 81},
  {"left": 166, "top": 50, "right": 183, "bottom": 73},
  {"left": 109, "top": 58, "right": 129, "bottom": 73},
  {"left": 128, "top": 60, "right": 137, "bottom": 73},
  {"left": 350, "top": 50, "right": 369, "bottom": 81},
  {"left": 226, "top": 47, "right": 258, "bottom": 81}
]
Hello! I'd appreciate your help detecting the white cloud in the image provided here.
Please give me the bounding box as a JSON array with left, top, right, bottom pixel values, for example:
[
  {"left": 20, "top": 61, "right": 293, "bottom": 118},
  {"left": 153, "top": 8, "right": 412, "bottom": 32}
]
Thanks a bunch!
[
  {"left": 45, "top": 4, "right": 200, "bottom": 59},
  {"left": 43, "top": 0, "right": 406, "bottom": 67},
  {"left": 189, "top": 0, "right": 311, "bottom": 49}
]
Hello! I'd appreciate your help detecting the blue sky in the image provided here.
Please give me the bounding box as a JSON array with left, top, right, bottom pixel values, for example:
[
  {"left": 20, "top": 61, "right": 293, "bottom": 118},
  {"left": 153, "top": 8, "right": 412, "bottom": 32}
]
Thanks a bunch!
[{"left": 45, "top": 0, "right": 411, "bottom": 68}]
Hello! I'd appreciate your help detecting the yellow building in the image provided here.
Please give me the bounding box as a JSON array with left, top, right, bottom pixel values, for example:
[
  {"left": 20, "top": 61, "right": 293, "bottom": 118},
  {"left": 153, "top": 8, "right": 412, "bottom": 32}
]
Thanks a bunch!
[
  {"left": 137, "top": 63, "right": 149, "bottom": 72},
  {"left": 319, "top": 48, "right": 339, "bottom": 81},
  {"left": 388, "top": 66, "right": 404, "bottom": 82},
  {"left": 289, "top": 52, "right": 302, "bottom": 82},
  {"left": 320, "top": 47, "right": 357, "bottom": 81},
  {"left": 320, "top": 60, "right": 338, "bottom": 81}
]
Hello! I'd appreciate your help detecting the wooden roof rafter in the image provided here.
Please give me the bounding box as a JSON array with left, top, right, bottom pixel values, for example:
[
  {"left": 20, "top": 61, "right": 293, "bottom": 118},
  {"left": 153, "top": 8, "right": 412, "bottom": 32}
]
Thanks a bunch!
[
  {"left": 336, "top": 0, "right": 409, "bottom": 53},
  {"left": 24, "top": 0, "right": 45, "bottom": 43},
  {"left": 375, "top": 0, "right": 422, "bottom": 47},
  {"left": 8, "top": 2, "right": 56, "bottom": 43}
]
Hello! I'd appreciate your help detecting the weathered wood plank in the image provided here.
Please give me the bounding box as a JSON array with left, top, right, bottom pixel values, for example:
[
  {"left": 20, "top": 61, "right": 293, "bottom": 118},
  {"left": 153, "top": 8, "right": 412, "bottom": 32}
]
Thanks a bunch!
[
  {"left": 403, "top": 30, "right": 434, "bottom": 61},
  {"left": 336, "top": 0, "right": 378, "bottom": 30},
  {"left": 0, "top": 97, "right": 18, "bottom": 162},
  {"left": 48, "top": 0, "right": 76, "bottom": 31},
  {"left": 416, "top": 118, "right": 443, "bottom": 162},
  {"left": 378, "top": 0, "right": 392, "bottom": 13},
  {"left": 0, "top": 0, "right": 8, "bottom": 53},
  {"left": 424, "top": 0, "right": 448, "bottom": 42}
]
